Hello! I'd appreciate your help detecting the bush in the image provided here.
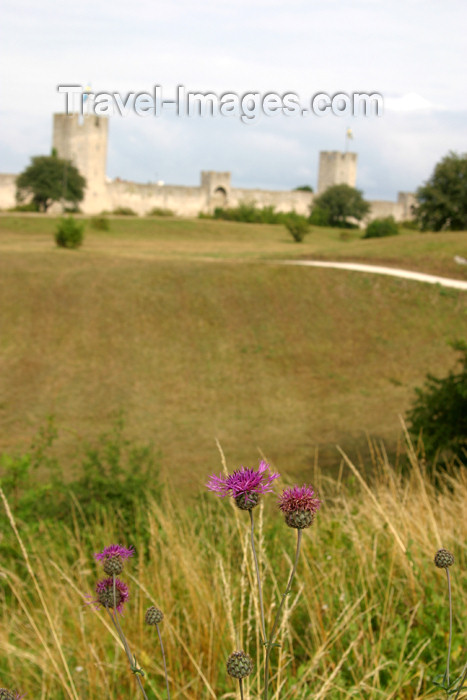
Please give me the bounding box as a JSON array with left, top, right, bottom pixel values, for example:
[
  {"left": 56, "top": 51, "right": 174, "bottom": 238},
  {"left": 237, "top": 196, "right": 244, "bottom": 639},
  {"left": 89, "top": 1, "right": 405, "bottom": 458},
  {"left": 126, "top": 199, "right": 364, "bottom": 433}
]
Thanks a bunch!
[
  {"left": 54, "top": 216, "right": 85, "bottom": 249},
  {"left": 147, "top": 207, "right": 174, "bottom": 217},
  {"left": 309, "top": 205, "right": 330, "bottom": 226},
  {"left": 0, "top": 416, "right": 161, "bottom": 529},
  {"left": 284, "top": 213, "right": 310, "bottom": 242},
  {"left": 90, "top": 215, "right": 110, "bottom": 231},
  {"left": 112, "top": 206, "right": 137, "bottom": 216},
  {"left": 9, "top": 202, "right": 40, "bottom": 213},
  {"left": 399, "top": 219, "right": 419, "bottom": 231},
  {"left": 363, "top": 216, "right": 399, "bottom": 239},
  {"left": 407, "top": 341, "right": 467, "bottom": 466},
  {"left": 213, "top": 203, "right": 290, "bottom": 225}
]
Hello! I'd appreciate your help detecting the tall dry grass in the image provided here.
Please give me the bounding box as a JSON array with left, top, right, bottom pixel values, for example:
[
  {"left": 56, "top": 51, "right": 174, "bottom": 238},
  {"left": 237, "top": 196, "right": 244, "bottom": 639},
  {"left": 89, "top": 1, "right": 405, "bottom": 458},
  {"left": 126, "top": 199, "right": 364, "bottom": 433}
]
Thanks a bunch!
[{"left": 0, "top": 436, "right": 465, "bottom": 698}]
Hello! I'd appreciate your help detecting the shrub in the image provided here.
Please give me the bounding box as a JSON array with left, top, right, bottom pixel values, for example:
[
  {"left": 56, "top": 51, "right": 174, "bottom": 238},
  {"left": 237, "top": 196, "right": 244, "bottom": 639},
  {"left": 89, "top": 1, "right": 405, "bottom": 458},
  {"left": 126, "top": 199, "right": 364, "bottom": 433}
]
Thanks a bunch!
[
  {"left": 309, "top": 205, "right": 330, "bottom": 226},
  {"left": 0, "top": 416, "right": 161, "bottom": 529},
  {"left": 54, "top": 216, "right": 85, "bottom": 249},
  {"left": 363, "top": 216, "right": 399, "bottom": 238},
  {"left": 90, "top": 215, "right": 110, "bottom": 231},
  {"left": 407, "top": 341, "right": 467, "bottom": 466},
  {"left": 284, "top": 213, "right": 310, "bottom": 242},
  {"left": 213, "top": 203, "right": 291, "bottom": 225},
  {"left": 112, "top": 206, "right": 137, "bottom": 216},
  {"left": 9, "top": 202, "right": 40, "bottom": 213},
  {"left": 399, "top": 219, "right": 420, "bottom": 230},
  {"left": 147, "top": 207, "right": 174, "bottom": 217}
]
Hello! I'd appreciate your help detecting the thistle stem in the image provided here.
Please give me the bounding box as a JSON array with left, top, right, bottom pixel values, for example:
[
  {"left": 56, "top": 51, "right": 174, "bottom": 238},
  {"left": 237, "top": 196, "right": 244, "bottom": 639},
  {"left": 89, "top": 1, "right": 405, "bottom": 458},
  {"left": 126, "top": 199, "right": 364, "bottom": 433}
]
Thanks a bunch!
[
  {"left": 239, "top": 677, "right": 244, "bottom": 700},
  {"left": 110, "top": 575, "right": 149, "bottom": 700},
  {"left": 446, "top": 568, "right": 452, "bottom": 687},
  {"left": 249, "top": 509, "right": 267, "bottom": 645},
  {"left": 263, "top": 529, "right": 302, "bottom": 700},
  {"left": 453, "top": 660, "right": 467, "bottom": 700},
  {"left": 156, "top": 622, "right": 171, "bottom": 700}
]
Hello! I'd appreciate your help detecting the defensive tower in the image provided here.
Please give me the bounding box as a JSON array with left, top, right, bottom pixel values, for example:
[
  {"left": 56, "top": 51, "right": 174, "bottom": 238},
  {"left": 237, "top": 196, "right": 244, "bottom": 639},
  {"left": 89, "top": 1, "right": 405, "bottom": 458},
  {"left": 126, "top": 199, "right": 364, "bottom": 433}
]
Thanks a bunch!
[
  {"left": 317, "top": 151, "right": 357, "bottom": 194},
  {"left": 52, "top": 113, "right": 108, "bottom": 211}
]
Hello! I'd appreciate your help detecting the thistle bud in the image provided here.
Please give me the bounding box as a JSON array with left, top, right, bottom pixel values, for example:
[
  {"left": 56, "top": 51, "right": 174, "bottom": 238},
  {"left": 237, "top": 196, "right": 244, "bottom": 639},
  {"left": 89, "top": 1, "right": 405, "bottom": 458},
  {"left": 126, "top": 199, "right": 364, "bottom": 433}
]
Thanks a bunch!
[
  {"left": 285, "top": 509, "right": 314, "bottom": 529},
  {"left": 103, "top": 555, "right": 124, "bottom": 576},
  {"left": 0, "top": 690, "right": 19, "bottom": 700},
  {"left": 235, "top": 492, "right": 259, "bottom": 510},
  {"left": 434, "top": 548, "right": 455, "bottom": 569},
  {"left": 226, "top": 650, "right": 254, "bottom": 679},
  {"left": 145, "top": 606, "right": 164, "bottom": 625}
]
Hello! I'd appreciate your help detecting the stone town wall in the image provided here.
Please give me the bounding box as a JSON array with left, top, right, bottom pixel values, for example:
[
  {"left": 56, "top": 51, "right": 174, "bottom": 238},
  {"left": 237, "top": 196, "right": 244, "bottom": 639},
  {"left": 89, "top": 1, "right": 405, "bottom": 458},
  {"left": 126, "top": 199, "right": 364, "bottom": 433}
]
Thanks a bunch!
[
  {"left": 0, "top": 174, "right": 17, "bottom": 209},
  {"left": 0, "top": 113, "right": 415, "bottom": 222}
]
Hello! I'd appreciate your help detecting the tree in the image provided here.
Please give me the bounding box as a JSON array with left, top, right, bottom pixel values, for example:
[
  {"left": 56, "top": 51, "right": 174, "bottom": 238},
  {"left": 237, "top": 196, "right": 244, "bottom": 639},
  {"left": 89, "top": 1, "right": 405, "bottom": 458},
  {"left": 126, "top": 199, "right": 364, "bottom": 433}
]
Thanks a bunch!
[
  {"left": 406, "top": 341, "right": 467, "bottom": 466},
  {"left": 293, "top": 185, "right": 313, "bottom": 192},
  {"left": 414, "top": 151, "right": 467, "bottom": 231},
  {"left": 16, "top": 155, "right": 86, "bottom": 212},
  {"left": 312, "top": 184, "right": 369, "bottom": 227}
]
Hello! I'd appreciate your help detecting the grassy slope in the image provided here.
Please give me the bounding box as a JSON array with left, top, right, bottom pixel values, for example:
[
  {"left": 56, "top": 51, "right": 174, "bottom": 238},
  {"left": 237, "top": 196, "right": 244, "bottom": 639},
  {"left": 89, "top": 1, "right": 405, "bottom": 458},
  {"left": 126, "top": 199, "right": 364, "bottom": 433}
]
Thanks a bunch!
[
  {"left": 0, "top": 216, "right": 466, "bottom": 489},
  {"left": 1, "top": 214, "right": 467, "bottom": 277}
]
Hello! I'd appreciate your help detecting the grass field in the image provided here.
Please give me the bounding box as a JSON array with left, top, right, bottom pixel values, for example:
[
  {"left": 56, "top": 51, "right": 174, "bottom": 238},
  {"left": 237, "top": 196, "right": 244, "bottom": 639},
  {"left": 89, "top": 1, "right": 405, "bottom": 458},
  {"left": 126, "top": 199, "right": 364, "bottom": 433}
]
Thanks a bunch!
[
  {"left": 1, "top": 214, "right": 467, "bottom": 279},
  {"left": 0, "top": 215, "right": 466, "bottom": 699},
  {"left": 0, "top": 215, "right": 466, "bottom": 489}
]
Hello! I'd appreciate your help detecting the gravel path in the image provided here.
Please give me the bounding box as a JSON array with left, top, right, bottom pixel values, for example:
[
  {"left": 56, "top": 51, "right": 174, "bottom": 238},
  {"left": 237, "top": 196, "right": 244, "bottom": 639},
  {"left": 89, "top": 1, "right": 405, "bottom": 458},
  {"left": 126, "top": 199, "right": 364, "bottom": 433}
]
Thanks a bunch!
[{"left": 280, "top": 260, "right": 467, "bottom": 291}]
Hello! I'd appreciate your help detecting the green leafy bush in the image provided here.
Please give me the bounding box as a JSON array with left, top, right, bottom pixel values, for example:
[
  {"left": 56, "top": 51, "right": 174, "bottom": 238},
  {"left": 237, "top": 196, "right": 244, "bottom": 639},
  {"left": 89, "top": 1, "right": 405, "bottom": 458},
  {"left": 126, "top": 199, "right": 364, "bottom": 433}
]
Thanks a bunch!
[
  {"left": 54, "top": 216, "right": 85, "bottom": 249},
  {"left": 407, "top": 341, "right": 467, "bottom": 465},
  {"left": 147, "top": 207, "right": 174, "bottom": 217},
  {"left": 90, "top": 215, "right": 110, "bottom": 230},
  {"left": 9, "top": 202, "right": 40, "bottom": 212},
  {"left": 399, "top": 219, "right": 419, "bottom": 231},
  {"left": 309, "top": 205, "right": 330, "bottom": 226},
  {"left": 363, "top": 216, "right": 399, "bottom": 239},
  {"left": 284, "top": 212, "right": 310, "bottom": 242},
  {"left": 112, "top": 206, "right": 138, "bottom": 216},
  {"left": 213, "top": 203, "right": 290, "bottom": 224},
  {"left": 0, "top": 416, "right": 161, "bottom": 529}
]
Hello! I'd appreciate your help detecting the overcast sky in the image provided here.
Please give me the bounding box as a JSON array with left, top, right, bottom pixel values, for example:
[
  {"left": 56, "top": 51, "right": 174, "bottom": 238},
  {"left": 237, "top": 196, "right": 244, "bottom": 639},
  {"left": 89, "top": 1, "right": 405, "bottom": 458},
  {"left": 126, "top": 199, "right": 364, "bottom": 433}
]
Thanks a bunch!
[{"left": 1, "top": 0, "right": 466, "bottom": 199}]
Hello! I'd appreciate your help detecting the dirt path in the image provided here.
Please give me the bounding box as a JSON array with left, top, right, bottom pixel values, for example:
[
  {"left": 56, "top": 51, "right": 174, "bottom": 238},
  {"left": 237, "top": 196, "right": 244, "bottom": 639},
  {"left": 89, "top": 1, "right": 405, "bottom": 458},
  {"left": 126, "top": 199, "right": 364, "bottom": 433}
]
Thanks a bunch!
[{"left": 280, "top": 260, "right": 467, "bottom": 291}]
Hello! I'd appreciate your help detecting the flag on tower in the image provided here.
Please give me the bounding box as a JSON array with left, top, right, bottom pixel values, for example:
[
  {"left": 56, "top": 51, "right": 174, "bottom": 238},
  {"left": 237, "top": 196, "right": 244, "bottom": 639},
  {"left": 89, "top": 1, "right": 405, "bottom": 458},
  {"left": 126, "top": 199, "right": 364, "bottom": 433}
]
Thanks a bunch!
[{"left": 346, "top": 128, "right": 353, "bottom": 139}]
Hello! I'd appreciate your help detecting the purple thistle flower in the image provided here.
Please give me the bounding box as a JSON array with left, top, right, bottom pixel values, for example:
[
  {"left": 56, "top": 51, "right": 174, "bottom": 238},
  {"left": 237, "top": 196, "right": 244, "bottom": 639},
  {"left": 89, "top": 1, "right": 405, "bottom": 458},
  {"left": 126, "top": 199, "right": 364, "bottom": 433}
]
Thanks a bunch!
[
  {"left": 278, "top": 485, "right": 321, "bottom": 529},
  {"left": 94, "top": 544, "right": 135, "bottom": 562},
  {"left": 206, "top": 460, "right": 280, "bottom": 510},
  {"left": 91, "top": 577, "right": 129, "bottom": 614},
  {"left": 0, "top": 691, "right": 25, "bottom": 700},
  {"left": 94, "top": 544, "right": 134, "bottom": 575},
  {"left": 278, "top": 484, "right": 321, "bottom": 513}
]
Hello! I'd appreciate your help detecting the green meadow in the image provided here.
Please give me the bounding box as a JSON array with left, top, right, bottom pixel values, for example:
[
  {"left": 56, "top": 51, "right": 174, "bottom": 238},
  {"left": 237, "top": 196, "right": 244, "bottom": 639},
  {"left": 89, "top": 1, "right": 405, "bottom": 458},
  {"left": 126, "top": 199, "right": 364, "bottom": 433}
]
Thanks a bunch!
[{"left": 0, "top": 215, "right": 466, "bottom": 698}]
